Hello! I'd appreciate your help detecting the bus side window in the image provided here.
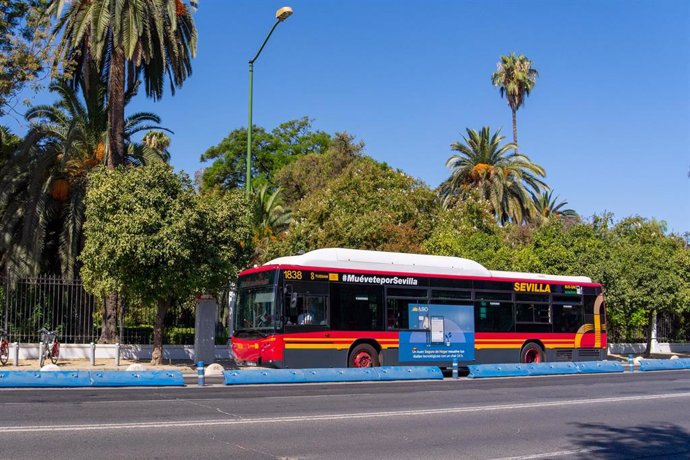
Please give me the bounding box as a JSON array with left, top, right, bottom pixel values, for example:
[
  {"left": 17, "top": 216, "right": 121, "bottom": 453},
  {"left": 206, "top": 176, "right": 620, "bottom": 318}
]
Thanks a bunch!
[
  {"left": 331, "top": 284, "right": 383, "bottom": 331},
  {"left": 386, "top": 298, "right": 423, "bottom": 329},
  {"left": 474, "top": 301, "right": 514, "bottom": 332},
  {"left": 553, "top": 304, "right": 584, "bottom": 332}
]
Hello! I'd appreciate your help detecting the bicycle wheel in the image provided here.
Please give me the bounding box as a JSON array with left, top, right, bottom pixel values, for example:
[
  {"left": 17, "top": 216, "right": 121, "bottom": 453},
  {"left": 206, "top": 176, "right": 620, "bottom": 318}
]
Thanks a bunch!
[
  {"left": 39, "top": 346, "right": 46, "bottom": 367},
  {"left": 50, "top": 341, "right": 60, "bottom": 364},
  {"left": 0, "top": 340, "right": 8, "bottom": 365}
]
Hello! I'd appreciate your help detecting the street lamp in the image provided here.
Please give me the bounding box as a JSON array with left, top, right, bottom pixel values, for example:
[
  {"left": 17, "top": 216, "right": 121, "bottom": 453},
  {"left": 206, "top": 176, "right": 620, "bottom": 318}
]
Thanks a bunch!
[{"left": 246, "top": 6, "right": 294, "bottom": 198}]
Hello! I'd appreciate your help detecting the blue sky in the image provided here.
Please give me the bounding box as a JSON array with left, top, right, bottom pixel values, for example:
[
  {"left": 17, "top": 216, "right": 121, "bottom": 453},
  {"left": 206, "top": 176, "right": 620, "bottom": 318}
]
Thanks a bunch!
[{"left": 5, "top": 0, "right": 690, "bottom": 233}]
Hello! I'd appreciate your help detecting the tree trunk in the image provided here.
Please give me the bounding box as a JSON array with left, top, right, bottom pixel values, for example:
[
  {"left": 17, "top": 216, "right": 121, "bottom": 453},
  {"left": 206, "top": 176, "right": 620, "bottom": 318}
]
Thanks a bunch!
[
  {"left": 151, "top": 298, "right": 170, "bottom": 366},
  {"left": 107, "top": 45, "right": 126, "bottom": 168},
  {"left": 512, "top": 108, "right": 518, "bottom": 150},
  {"left": 98, "top": 292, "right": 119, "bottom": 344},
  {"left": 644, "top": 309, "right": 657, "bottom": 358}
]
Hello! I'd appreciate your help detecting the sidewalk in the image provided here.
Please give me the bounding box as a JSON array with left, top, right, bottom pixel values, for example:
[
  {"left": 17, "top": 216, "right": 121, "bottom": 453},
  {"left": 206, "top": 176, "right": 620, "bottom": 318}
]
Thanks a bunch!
[{"left": 1, "top": 359, "right": 240, "bottom": 375}]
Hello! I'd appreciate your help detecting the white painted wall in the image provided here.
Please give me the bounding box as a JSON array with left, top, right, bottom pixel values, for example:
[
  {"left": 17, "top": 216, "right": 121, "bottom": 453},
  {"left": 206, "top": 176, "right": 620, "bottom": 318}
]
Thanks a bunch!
[
  {"left": 10, "top": 344, "right": 232, "bottom": 361},
  {"left": 608, "top": 343, "right": 690, "bottom": 354}
]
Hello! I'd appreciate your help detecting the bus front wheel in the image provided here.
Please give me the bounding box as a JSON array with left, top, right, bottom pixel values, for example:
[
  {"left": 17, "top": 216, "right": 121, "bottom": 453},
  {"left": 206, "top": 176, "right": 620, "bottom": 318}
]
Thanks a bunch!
[
  {"left": 520, "top": 342, "right": 544, "bottom": 364},
  {"left": 348, "top": 343, "right": 379, "bottom": 368}
]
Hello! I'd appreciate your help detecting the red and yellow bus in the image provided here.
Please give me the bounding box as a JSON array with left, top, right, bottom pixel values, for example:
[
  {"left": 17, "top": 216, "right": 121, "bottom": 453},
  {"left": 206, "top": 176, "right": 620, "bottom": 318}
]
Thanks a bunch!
[{"left": 231, "top": 249, "right": 606, "bottom": 368}]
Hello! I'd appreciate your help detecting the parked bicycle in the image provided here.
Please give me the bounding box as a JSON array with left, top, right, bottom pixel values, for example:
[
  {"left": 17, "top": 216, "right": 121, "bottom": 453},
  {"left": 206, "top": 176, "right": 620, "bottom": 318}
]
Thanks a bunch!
[
  {"left": 0, "top": 329, "right": 9, "bottom": 365},
  {"left": 38, "top": 328, "right": 60, "bottom": 367}
]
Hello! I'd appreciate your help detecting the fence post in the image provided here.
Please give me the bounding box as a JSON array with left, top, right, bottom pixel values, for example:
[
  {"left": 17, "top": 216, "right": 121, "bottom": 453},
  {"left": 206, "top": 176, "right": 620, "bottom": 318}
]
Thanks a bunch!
[
  {"left": 115, "top": 342, "right": 120, "bottom": 367},
  {"left": 13, "top": 342, "right": 19, "bottom": 367}
]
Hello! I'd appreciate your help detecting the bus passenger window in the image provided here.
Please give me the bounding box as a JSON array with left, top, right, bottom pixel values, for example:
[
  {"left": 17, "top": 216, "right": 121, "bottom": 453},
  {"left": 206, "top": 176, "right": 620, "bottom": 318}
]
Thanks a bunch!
[
  {"left": 386, "top": 298, "right": 423, "bottom": 329},
  {"left": 330, "top": 284, "right": 383, "bottom": 331},
  {"left": 553, "top": 304, "right": 584, "bottom": 332},
  {"left": 474, "top": 301, "right": 514, "bottom": 332}
]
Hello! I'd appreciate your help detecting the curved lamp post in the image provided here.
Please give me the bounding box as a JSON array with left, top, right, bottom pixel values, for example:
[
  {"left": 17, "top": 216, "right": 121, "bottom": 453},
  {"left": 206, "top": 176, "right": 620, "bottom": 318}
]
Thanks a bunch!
[{"left": 246, "top": 6, "right": 293, "bottom": 198}]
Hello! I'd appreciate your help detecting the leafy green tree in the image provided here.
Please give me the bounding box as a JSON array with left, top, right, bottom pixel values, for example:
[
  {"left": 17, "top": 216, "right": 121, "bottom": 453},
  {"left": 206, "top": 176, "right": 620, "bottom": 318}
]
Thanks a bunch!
[
  {"left": 0, "top": 0, "right": 50, "bottom": 116},
  {"left": 491, "top": 53, "right": 538, "bottom": 147},
  {"left": 199, "top": 117, "right": 331, "bottom": 192},
  {"left": 532, "top": 190, "right": 578, "bottom": 221},
  {"left": 275, "top": 131, "right": 364, "bottom": 204},
  {"left": 605, "top": 218, "right": 690, "bottom": 354},
  {"left": 443, "top": 127, "right": 547, "bottom": 224},
  {"left": 422, "top": 194, "right": 513, "bottom": 269},
  {"left": 0, "top": 78, "right": 169, "bottom": 278},
  {"left": 265, "top": 156, "right": 438, "bottom": 261},
  {"left": 81, "top": 164, "right": 250, "bottom": 364},
  {"left": 48, "top": 0, "right": 197, "bottom": 167}
]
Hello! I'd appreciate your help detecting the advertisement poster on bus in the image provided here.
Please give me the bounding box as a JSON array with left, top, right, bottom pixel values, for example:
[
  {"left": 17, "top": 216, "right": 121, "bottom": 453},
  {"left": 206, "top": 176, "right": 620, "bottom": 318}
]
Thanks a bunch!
[{"left": 399, "top": 304, "right": 475, "bottom": 362}]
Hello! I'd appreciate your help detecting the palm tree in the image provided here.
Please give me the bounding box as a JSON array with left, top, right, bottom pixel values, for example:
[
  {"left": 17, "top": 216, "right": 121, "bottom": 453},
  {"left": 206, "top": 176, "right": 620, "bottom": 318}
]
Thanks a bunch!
[
  {"left": 491, "top": 53, "right": 538, "bottom": 147},
  {"left": 444, "top": 127, "right": 547, "bottom": 224},
  {"left": 48, "top": 0, "right": 197, "bottom": 167},
  {"left": 0, "top": 78, "right": 170, "bottom": 278},
  {"left": 250, "top": 185, "right": 292, "bottom": 263},
  {"left": 532, "top": 190, "right": 578, "bottom": 221}
]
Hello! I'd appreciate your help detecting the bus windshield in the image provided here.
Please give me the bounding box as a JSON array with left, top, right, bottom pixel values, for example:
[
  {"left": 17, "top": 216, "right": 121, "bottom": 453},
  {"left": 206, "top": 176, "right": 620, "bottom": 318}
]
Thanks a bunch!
[{"left": 235, "top": 287, "right": 278, "bottom": 333}]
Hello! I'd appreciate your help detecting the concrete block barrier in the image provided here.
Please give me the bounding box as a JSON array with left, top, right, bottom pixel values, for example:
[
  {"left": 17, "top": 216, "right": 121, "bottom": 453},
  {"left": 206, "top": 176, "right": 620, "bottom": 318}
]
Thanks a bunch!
[
  {"left": 377, "top": 366, "right": 443, "bottom": 381},
  {"left": 526, "top": 362, "right": 580, "bottom": 376},
  {"left": 467, "top": 363, "right": 531, "bottom": 378},
  {"left": 223, "top": 366, "right": 443, "bottom": 385},
  {"left": 639, "top": 358, "right": 690, "bottom": 372},
  {"left": 224, "top": 369, "right": 305, "bottom": 385},
  {"left": 0, "top": 370, "right": 184, "bottom": 388},
  {"left": 0, "top": 370, "right": 91, "bottom": 388},
  {"left": 468, "top": 361, "right": 624, "bottom": 378},
  {"left": 575, "top": 361, "right": 624, "bottom": 374},
  {"left": 89, "top": 370, "right": 184, "bottom": 387}
]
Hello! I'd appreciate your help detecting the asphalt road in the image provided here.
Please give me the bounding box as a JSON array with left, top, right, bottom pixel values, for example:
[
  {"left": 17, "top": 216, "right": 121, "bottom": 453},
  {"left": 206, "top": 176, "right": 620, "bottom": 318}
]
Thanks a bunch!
[{"left": 1, "top": 370, "right": 689, "bottom": 459}]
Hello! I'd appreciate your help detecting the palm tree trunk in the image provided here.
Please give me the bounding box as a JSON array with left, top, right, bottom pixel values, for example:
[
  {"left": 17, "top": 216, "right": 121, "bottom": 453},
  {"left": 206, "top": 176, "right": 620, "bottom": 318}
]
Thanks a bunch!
[
  {"left": 107, "top": 45, "right": 126, "bottom": 168},
  {"left": 151, "top": 298, "right": 170, "bottom": 366},
  {"left": 103, "top": 46, "right": 126, "bottom": 341},
  {"left": 512, "top": 108, "right": 518, "bottom": 150}
]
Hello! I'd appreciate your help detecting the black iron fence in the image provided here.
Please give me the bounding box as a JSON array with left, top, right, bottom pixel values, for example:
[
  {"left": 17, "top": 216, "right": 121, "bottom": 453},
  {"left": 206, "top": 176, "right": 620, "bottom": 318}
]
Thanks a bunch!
[
  {"left": 1, "top": 275, "right": 100, "bottom": 343},
  {"left": 1, "top": 275, "right": 231, "bottom": 345}
]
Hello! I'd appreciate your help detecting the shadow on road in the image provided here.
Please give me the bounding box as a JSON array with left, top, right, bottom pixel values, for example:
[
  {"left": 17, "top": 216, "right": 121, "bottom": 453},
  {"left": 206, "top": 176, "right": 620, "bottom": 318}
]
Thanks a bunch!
[{"left": 569, "top": 422, "right": 690, "bottom": 459}]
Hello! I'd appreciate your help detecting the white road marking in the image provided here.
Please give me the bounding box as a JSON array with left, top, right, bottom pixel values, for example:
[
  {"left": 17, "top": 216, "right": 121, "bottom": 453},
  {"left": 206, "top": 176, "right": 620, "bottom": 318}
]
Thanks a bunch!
[
  {"left": 493, "top": 447, "right": 604, "bottom": 459},
  {"left": 1, "top": 391, "right": 690, "bottom": 434}
]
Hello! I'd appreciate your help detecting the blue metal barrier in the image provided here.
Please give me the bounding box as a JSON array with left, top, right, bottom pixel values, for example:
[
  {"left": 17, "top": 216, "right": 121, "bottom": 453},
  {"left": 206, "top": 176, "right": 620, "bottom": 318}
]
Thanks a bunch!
[
  {"left": 639, "top": 358, "right": 690, "bottom": 372},
  {"left": 575, "top": 361, "right": 624, "bottom": 374},
  {"left": 0, "top": 370, "right": 91, "bottom": 388},
  {"left": 0, "top": 370, "right": 184, "bottom": 388},
  {"left": 223, "top": 366, "right": 443, "bottom": 385}
]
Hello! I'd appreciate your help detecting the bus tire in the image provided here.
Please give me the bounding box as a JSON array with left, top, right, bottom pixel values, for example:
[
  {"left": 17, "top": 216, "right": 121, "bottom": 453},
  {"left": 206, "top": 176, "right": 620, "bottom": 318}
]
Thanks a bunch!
[
  {"left": 348, "top": 343, "right": 379, "bottom": 368},
  {"left": 520, "top": 342, "right": 544, "bottom": 364}
]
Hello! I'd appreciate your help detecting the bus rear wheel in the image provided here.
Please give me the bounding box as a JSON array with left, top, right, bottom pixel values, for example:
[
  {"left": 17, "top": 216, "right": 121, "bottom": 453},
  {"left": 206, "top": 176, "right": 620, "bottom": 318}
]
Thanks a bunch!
[
  {"left": 520, "top": 342, "right": 544, "bottom": 364},
  {"left": 349, "top": 343, "right": 379, "bottom": 368}
]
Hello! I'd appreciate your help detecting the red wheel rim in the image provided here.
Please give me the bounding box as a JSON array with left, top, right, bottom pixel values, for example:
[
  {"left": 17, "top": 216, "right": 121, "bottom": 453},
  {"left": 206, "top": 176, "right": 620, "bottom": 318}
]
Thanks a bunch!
[
  {"left": 525, "top": 349, "right": 541, "bottom": 363},
  {"left": 353, "top": 351, "right": 372, "bottom": 368}
]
